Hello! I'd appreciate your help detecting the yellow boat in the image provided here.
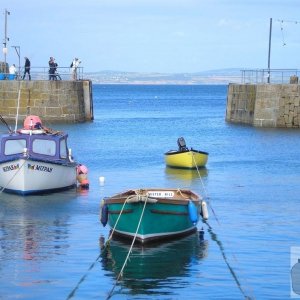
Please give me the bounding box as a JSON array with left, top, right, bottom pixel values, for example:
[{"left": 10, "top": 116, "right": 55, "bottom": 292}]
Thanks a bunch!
[{"left": 164, "top": 137, "right": 209, "bottom": 169}]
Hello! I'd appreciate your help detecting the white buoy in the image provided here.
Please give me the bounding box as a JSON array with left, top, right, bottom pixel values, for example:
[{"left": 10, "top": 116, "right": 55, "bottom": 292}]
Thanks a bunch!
[
  {"left": 99, "top": 176, "right": 105, "bottom": 186},
  {"left": 201, "top": 201, "right": 209, "bottom": 220}
]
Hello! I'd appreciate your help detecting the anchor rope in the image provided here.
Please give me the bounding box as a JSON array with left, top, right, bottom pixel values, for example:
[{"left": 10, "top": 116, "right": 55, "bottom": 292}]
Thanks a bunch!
[
  {"left": 105, "top": 195, "right": 134, "bottom": 245},
  {"left": 191, "top": 152, "right": 208, "bottom": 198},
  {"left": 66, "top": 193, "right": 145, "bottom": 300},
  {"left": 203, "top": 220, "right": 254, "bottom": 300},
  {"left": 191, "top": 152, "right": 220, "bottom": 225},
  {"left": 191, "top": 153, "right": 253, "bottom": 299},
  {"left": 105, "top": 194, "right": 148, "bottom": 300}
]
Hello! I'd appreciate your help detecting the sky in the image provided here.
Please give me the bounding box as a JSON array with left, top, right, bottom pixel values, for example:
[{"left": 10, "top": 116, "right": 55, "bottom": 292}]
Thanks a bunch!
[{"left": 1, "top": 0, "right": 300, "bottom": 73}]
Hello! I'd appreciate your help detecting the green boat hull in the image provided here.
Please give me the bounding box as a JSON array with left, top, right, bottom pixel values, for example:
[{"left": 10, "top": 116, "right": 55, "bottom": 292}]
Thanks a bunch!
[{"left": 107, "top": 201, "right": 200, "bottom": 242}]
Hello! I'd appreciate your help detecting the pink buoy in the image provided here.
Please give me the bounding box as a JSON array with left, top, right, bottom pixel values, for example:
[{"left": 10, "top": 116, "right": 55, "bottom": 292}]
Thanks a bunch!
[
  {"left": 76, "top": 164, "right": 89, "bottom": 189},
  {"left": 76, "top": 164, "right": 88, "bottom": 175}
]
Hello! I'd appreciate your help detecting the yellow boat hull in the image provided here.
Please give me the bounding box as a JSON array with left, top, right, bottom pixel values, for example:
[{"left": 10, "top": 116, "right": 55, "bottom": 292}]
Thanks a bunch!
[{"left": 164, "top": 150, "right": 208, "bottom": 169}]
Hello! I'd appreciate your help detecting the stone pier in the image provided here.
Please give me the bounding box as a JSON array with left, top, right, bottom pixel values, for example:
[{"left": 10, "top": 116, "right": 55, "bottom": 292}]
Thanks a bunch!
[
  {"left": 226, "top": 83, "right": 300, "bottom": 128},
  {"left": 0, "top": 80, "right": 94, "bottom": 124}
]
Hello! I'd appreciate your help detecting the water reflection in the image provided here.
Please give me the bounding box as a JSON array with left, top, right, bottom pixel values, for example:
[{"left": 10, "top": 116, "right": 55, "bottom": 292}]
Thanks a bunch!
[
  {"left": 100, "top": 232, "right": 209, "bottom": 295},
  {"left": 0, "top": 191, "right": 77, "bottom": 262},
  {"left": 165, "top": 166, "right": 208, "bottom": 181}
]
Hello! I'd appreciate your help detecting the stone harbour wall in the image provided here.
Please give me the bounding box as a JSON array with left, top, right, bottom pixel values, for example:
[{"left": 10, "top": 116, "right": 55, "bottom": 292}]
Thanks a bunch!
[
  {"left": 0, "top": 80, "right": 93, "bottom": 124},
  {"left": 226, "top": 83, "right": 300, "bottom": 128}
]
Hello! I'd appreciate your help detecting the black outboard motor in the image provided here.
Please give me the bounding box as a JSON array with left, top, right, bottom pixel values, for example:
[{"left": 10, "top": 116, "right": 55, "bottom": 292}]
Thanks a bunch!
[{"left": 177, "top": 137, "right": 188, "bottom": 151}]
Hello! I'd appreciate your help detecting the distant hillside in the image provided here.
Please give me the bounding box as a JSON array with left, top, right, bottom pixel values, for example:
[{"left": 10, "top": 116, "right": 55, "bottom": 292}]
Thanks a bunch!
[{"left": 84, "top": 69, "right": 242, "bottom": 84}]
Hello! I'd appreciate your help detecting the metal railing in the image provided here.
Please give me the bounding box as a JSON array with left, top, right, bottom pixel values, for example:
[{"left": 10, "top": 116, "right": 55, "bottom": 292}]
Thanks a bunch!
[
  {"left": 0, "top": 66, "right": 84, "bottom": 81},
  {"left": 241, "top": 69, "right": 299, "bottom": 84}
]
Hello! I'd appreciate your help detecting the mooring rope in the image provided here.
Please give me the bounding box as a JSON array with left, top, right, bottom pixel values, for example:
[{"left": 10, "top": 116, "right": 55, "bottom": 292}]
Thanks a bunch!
[
  {"left": 191, "top": 152, "right": 208, "bottom": 198},
  {"left": 203, "top": 220, "right": 253, "bottom": 299},
  {"left": 191, "top": 153, "right": 253, "bottom": 299},
  {"left": 105, "top": 194, "right": 148, "bottom": 300},
  {"left": 0, "top": 114, "right": 13, "bottom": 133},
  {"left": 191, "top": 152, "right": 220, "bottom": 225},
  {"left": 66, "top": 194, "right": 144, "bottom": 300},
  {"left": 105, "top": 194, "right": 136, "bottom": 246}
]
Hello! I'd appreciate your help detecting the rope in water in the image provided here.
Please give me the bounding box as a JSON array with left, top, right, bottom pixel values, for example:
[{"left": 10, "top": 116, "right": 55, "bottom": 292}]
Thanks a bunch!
[
  {"left": 66, "top": 195, "right": 133, "bottom": 300},
  {"left": 190, "top": 153, "right": 253, "bottom": 299},
  {"left": 191, "top": 152, "right": 220, "bottom": 225},
  {"left": 105, "top": 194, "right": 148, "bottom": 300},
  {"left": 65, "top": 194, "right": 145, "bottom": 300},
  {"left": 204, "top": 220, "right": 253, "bottom": 299}
]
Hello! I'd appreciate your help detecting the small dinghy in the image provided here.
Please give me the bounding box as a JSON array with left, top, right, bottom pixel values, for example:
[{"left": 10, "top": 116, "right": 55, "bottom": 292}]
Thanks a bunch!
[{"left": 164, "top": 137, "right": 209, "bottom": 169}]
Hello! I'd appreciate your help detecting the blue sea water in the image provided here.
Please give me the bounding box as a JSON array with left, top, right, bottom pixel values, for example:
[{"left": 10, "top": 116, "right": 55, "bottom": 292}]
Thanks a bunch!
[{"left": 0, "top": 84, "right": 300, "bottom": 300}]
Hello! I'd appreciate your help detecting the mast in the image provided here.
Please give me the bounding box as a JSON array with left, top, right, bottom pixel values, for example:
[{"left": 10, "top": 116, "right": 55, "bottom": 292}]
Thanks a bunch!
[
  {"left": 3, "top": 9, "right": 10, "bottom": 69},
  {"left": 267, "top": 18, "right": 272, "bottom": 83}
]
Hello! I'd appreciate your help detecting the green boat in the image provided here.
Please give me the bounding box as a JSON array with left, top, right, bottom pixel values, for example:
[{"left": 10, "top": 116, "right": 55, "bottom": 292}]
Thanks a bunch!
[{"left": 100, "top": 188, "right": 208, "bottom": 243}]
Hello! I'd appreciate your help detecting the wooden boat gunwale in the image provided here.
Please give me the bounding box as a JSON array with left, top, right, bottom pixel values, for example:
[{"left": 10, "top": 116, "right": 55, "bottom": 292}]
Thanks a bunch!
[
  {"left": 104, "top": 188, "right": 201, "bottom": 206},
  {"left": 164, "top": 149, "right": 209, "bottom": 156}
]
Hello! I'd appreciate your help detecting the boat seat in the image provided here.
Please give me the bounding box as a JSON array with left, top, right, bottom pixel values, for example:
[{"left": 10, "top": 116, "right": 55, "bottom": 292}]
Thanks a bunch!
[{"left": 177, "top": 137, "right": 188, "bottom": 151}]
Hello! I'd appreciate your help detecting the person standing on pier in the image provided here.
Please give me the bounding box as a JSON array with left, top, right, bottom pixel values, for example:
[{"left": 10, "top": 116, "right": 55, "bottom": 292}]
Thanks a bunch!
[
  {"left": 22, "top": 57, "right": 31, "bottom": 80},
  {"left": 9, "top": 64, "right": 17, "bottom": 79},
  {"left": 53, "top": 58, "right": 62, "bottom": 80},
  {"left": 70, "top": 57, "right": 81, "bottom": 80},
  {"left": 48, "top": 57, "right": 56, "bottom": 80}
]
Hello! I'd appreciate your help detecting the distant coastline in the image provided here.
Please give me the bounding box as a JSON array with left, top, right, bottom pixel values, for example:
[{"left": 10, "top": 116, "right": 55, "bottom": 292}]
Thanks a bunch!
[{"left": 84, "top": 68, "right": 242, "bottom": 85}]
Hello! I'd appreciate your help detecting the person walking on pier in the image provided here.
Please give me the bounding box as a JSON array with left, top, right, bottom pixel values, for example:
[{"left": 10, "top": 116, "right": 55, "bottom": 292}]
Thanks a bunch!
[{"left": 22, "top": 57, "right": 31, "bottom": 80}]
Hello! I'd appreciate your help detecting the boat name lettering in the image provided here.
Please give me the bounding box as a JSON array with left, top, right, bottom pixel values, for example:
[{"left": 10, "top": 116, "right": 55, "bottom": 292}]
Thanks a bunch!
[
  {"left": 147, "top": 191, "right": 174, "bottom": 198},
  {"left": 28, "top": 164, "right": 53, "bottom": 173},
  {"left": 2, "top": 164, "right": 20, "bottom": 172}
]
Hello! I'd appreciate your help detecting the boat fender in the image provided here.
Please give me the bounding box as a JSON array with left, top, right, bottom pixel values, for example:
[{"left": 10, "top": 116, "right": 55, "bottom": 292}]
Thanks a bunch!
[
  {"left": 188, "top": 200, "right": 198, "bottom": 224},
  {"left": 100, "top": 203, "right": 109, "bottom": 227},
  {"left": 201, "top": 201, "right": 209, "bottom": 220},
  {"left": 77, "top": 164, "right": 89, "bottom": 188},
  {"left": 80, "top": 179, "right": 90, "bottom": 189}
]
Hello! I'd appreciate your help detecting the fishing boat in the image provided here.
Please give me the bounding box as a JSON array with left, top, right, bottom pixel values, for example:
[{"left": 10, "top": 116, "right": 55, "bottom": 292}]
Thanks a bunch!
[
  {"left": 164, "top": 137, "right": 208, "bottom": 169},
  {"left": 0, "top": 115, "right": 88, "bottom": 195},
  {"left": 100, "top": 188, "right": 208, "bottom": 243}
]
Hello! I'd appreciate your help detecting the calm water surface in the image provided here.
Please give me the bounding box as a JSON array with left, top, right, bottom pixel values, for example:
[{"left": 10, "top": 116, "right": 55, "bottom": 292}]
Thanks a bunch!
[{"left": 0, "top": 85, "right": 300, "bottom": 300}]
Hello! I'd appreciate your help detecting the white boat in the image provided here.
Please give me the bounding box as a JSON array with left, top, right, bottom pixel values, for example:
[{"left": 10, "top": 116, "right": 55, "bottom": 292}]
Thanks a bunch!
[{"left": 0, "top": 115, "right": 79, "bottom": 195}]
